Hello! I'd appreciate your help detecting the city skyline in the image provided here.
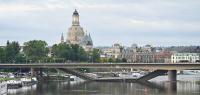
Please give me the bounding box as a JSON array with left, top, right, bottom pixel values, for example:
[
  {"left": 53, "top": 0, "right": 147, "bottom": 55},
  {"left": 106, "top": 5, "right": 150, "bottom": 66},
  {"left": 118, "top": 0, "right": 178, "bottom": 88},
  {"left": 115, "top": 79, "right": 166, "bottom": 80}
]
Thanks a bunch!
[{"left": 0, "top": 0, "right": 200, "bottom": 46}]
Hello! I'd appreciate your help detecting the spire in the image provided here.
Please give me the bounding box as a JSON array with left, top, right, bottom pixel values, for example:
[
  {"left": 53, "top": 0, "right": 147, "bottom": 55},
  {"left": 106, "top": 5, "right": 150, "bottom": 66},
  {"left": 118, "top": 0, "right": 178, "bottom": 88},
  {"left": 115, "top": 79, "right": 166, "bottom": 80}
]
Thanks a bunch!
[
  {"left": 89, "top": 33, "right": 91, "bottom": 37},
  {"left": 61, "top": 33, "right": 64, "bottom": 43}
]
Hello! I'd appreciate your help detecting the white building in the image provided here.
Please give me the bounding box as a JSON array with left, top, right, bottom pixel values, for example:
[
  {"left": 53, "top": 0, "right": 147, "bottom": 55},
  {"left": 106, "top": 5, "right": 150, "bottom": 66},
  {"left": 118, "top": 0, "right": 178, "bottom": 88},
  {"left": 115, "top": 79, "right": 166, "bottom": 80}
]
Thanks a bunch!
[{"left": 171, "top": 53, "right": 200, "bottom": 63}]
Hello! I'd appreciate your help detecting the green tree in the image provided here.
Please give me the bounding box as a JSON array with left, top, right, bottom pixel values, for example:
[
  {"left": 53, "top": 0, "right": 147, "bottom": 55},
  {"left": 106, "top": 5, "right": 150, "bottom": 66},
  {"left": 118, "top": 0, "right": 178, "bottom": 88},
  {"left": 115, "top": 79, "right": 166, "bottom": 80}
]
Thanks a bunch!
[
  {"left": 90, "top": 48, "right": 100, "bottom": 62},
  {"left": 23, "top": 40, "right": 49, "bottom": 62},
  {"left": 52, "top": 43, "right": 71, "bottom": 61},
  {"left": 69, "top": 44, "right": 87, "bottom": 62},
  {"left": 5, "top": 41, "right": 20, "bottom": 63},
  {"left": 115, "top": 58, "right": 121, "bottom": 63},
  {"left": 108, "top": 58, "right": 114, "bottom": 63},
  {"left": 15, "top": 54, "right": 26, "bottom": 63},
  {"left": 100, "top": 58, "right": 108, "bottom": 63},
  {"left": 0, "top": 47, "right": 5, "bottom": 63},
  {"left": 52, "top": 43, "right": 88, "bottom": 62}
]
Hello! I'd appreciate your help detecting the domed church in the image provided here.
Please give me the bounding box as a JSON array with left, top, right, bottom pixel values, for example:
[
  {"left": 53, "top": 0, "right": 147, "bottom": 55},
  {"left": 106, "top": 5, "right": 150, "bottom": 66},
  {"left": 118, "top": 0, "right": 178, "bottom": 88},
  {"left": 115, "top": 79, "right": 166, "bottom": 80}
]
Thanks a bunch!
[{"left": 62, "top": 9, "right": 93, "bottom": 52}]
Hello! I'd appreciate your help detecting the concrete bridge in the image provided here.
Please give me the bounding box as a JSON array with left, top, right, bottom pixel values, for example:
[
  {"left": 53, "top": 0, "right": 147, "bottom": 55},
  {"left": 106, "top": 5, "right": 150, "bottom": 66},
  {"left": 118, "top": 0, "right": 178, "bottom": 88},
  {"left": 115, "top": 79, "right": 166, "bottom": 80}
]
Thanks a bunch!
[
  {"left": 0, "top": 63, "right": 200, "bottom": 70},
  {"left": 0, "top": 63, "right": 200, "bottom": 82}
]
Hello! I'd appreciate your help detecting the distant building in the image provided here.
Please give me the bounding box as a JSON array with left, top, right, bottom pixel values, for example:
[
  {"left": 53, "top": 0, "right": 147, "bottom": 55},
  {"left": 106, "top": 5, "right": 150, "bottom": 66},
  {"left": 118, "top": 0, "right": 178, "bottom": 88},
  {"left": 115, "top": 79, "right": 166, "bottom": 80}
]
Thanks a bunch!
[
  {"left": 66, "top": 9, "right": 85, "bottom": 44},
  {"left": 171, "top": 53, "right": 200, "bottom": 63},
  {"left": 154, "top": 51, "right": 172, "bottom": 63},
  {"left": 122, "top": 44, "right": 138, "bottom": 62},
  {"left": 62, "top": 9, "right": 93, "bottom": 52},
  {"left": 134, "top": 52, "right": 155, "bottom": 63},
  {"left": 142, "top": 44, "right": 154, "bottom": 52},
  {"left": 122, "top": 44, "right": 156, "bottom": 63},
  {"left": 100, "top": 43, "right": 123, "bottom": 59}
]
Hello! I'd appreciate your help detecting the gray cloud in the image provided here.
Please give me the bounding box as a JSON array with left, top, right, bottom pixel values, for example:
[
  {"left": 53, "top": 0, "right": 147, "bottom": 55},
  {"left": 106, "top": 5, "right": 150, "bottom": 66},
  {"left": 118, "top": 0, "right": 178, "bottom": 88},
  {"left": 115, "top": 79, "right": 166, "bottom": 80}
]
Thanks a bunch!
[{"left": 0, "top": 0, "right": 200, "bottom": 46}]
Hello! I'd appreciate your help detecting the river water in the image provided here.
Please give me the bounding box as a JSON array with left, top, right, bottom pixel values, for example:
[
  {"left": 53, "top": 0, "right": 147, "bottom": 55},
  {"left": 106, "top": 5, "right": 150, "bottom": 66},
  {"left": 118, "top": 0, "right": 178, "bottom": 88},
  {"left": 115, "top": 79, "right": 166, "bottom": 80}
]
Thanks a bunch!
[{"left": 7, "top": 75, "right": 200, "bottom": 95}]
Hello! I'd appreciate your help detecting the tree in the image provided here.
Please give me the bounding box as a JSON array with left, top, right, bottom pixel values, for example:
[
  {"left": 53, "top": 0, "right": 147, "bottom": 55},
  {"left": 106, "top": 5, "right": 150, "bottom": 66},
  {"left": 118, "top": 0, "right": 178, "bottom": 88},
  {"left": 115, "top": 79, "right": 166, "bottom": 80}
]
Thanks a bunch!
[
  {"left": 51, "top": 43, "right": 88, "bottom": 62},
  {"left": 5, "top": 41, "right": 20, "bottom": 63},
  {"left": 23, "top": 40, "right": 49, "bottom": 62},
  {"left": 70, "top": 44, "right": 88, "bottom": 62},
  {"left": 108, "top": 58, "right": 114, "bottom": 63},
  {"left": 15, "top": 54, "right": 26, "bottom": 63},
  {"left": 0, "top": 47, "right": 5, "bottom": 63},
  {"left": 122, "top": 58, "right": 127, "bottom": 62},
  {"left": 52, "top": 43, "right": 71, "bottom": 61},
  {"left": 90, "top": 48, "right": 100, "bottom": 62}
]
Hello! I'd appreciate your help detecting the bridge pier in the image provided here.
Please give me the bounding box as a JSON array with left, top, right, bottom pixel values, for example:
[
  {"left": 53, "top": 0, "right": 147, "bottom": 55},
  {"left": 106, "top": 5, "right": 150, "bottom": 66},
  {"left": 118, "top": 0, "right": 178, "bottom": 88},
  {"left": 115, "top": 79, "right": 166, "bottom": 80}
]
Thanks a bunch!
[
  {"left": 168, "top": 70, "right": 177, "bottom": 82},
  {"left": 30, "top": 68, "right": 35, "bottom": 80},
  {"left": 31, "top": 68, "right": 34, "bottom": 77},
  {"left": 167, "top": 70, "right": 177, "bottom": 92},
  {"left": 39, "top": 68, "right": 43, "bottom": 77}
]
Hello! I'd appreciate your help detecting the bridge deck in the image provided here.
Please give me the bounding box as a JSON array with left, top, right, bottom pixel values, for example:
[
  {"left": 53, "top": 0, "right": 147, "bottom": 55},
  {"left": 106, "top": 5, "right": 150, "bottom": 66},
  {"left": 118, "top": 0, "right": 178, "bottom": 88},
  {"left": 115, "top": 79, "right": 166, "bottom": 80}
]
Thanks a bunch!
[{"left": 0, "top": 63, "right": 200, "bottom": 70}]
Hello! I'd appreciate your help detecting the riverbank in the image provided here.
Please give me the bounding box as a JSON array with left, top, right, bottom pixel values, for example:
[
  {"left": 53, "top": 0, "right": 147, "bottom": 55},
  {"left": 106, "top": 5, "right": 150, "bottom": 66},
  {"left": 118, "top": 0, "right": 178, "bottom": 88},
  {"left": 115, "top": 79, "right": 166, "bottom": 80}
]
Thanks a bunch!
[
  {"left": 5, "top": 77, "right": 37, "bottom": 89},
  {"left": 0, "top": 81, "right": 7, "bottom": 95},
  {"left": 196, "top": 80, "right": 200, "bottom": 84},
  {"left": 0, "top": 78, "right": 16, "bottom": 81}
]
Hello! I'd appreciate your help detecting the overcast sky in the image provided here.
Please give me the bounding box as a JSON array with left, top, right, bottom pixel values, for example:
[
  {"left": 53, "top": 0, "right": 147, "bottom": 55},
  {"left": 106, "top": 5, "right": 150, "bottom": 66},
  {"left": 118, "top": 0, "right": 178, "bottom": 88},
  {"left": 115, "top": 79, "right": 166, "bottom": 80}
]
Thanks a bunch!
[{"left": 0, "top": 0, "right": 200, "bottom": 47}]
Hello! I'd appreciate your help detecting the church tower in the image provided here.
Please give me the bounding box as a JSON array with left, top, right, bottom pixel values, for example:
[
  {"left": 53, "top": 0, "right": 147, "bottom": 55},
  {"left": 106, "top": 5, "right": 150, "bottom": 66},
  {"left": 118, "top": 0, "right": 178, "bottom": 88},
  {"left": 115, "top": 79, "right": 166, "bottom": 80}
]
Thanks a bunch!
[
  {"left": 66, "top": 9, "right": 93, "bottom": 52},
  {"left": 66, "top": 9, "right": 85, "bottom": 44},
  {"left": 72, "top": 9, "right": 79, "bottom": 26},
  {"left": 61, "top": 33, "right": 64, "bottom": 43}
]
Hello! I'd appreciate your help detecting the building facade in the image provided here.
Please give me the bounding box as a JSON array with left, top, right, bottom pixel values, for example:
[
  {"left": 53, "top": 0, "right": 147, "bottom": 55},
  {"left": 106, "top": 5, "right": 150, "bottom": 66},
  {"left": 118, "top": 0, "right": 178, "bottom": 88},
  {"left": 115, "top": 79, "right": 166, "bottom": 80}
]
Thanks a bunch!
[
  {"left": 134, "top": 52, "right": 155, "bottom": 63},
  {"left": 171, "top": 53, "right": 200, "bottom": 63},
  {"left": 154, "top": 51, "right": 172, "bottom": 63},
  {"left": 122, "top": 44, "right": 156, "bottom": 63},
  {"left": 100, "top": 43, "right": 123, "bottom": 59},
  {"left": 122, "top": 44, "right": 138, "bottom": 62}
]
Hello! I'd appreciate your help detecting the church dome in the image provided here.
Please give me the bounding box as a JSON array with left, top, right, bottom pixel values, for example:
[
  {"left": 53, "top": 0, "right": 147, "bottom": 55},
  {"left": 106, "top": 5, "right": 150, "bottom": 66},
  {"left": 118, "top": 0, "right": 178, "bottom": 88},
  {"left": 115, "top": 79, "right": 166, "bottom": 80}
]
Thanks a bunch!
[{"left": 79, "top": 34, "right": 93, "bottom": 46}]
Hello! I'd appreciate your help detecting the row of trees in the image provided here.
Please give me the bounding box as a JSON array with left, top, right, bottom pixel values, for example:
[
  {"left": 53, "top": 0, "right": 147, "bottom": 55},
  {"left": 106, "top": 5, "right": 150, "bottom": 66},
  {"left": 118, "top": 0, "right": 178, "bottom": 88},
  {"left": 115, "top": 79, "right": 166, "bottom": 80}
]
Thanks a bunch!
[
  {"left": 0, "top": 41, "right": 22, "bottom": 63},
  {"left": 0, "top": 40, "right": 100, "bottom": 63},
  {"left": 51, "top": 43, "right": 100, "bottom": 62}
]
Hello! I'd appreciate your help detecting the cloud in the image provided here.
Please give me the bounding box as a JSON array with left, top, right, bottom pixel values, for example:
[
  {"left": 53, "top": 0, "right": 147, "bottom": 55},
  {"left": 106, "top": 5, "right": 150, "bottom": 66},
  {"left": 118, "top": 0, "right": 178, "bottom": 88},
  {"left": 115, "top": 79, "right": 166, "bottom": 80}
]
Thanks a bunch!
[
  {"left": 128, "top": 19, "right": 200, "bottom": 32},
  {"left": 0, "top": 4, "right": 44, "bottom": 12},
  {"left": 0, "top": 0, "right": 69, "bottom": 12},
  {"left": 0, "top": 0, "right": 200, "bottom": 46}
]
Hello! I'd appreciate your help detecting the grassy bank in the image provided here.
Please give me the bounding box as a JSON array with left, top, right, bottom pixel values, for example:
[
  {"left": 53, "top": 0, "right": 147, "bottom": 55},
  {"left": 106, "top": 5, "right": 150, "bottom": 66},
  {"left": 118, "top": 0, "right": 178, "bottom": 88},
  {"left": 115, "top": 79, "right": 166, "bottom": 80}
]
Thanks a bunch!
[{"left": 0, "top": 78, "right": 15, "bottom": 81}]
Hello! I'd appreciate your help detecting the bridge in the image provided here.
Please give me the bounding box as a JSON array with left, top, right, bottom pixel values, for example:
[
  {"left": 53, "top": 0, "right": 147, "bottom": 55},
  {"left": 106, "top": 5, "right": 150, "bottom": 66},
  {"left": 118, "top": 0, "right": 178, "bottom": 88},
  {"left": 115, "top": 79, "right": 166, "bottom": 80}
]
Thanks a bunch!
[
  {"left": 0, "top": 63, "right": 200, "bottom": 82},
  {"left": 0, "top": 63, "right": 200, "bottom": 70}
]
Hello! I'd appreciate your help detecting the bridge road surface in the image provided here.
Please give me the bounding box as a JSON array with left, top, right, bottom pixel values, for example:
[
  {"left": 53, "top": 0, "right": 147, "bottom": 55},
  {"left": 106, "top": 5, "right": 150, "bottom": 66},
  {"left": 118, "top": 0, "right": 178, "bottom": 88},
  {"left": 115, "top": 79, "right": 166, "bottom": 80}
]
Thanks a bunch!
[{"left": 0, "top": 63, "right": 200, "bottom": 70}]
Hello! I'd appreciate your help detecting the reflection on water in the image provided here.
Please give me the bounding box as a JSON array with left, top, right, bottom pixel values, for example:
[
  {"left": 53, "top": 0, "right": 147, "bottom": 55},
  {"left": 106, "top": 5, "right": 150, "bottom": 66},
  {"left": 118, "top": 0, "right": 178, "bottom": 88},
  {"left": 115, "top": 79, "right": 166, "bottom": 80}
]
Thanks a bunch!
[
  {"left": 8, "top": 84, "right": 37, "bottom": 95},
  {"left": 7, "top": 75, "right": 200, "bottom": 95}
]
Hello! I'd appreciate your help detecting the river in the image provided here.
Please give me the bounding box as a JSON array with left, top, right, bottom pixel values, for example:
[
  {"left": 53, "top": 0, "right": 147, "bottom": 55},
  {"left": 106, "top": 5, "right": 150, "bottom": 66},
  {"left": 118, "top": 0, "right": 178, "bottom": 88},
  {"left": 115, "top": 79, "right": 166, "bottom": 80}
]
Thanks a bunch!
[{"left": 7, "top": 74, "right": 200, "bottom": 95}]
